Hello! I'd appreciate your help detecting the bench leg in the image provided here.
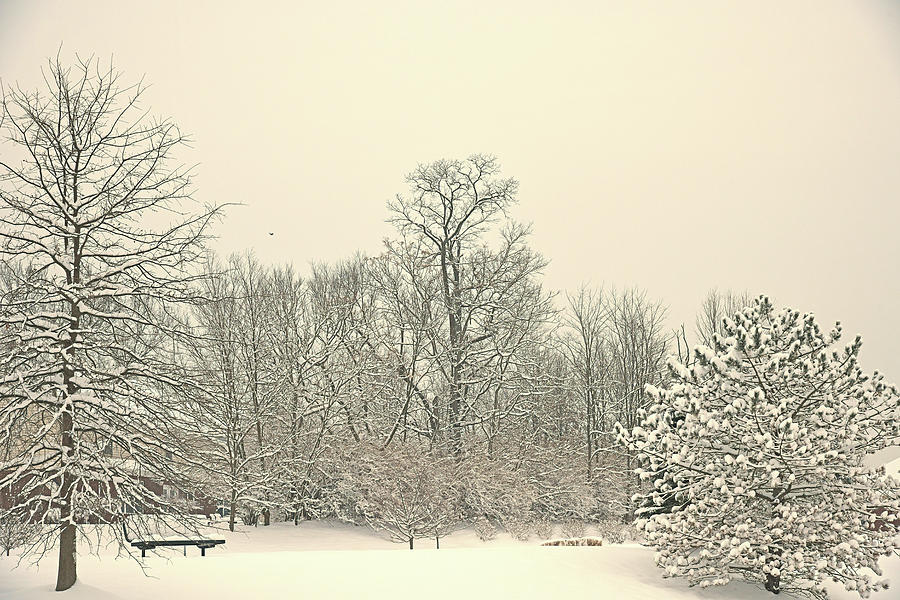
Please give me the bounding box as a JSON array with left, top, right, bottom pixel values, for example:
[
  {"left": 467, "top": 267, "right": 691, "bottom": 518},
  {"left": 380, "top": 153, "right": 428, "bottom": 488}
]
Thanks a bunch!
[
  {"left": 141, "top": 548, "right": 146, "bottom": 558},
  {"left": 201, "top": 547, "right": 206, "bottom": 557}
]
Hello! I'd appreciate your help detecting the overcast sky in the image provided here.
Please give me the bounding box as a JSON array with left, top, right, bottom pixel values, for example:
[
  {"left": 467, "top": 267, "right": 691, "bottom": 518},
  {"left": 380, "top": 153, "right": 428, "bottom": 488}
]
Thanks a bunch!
[{"left": 1, "top": 1, "right": 899, "bottom": 379}]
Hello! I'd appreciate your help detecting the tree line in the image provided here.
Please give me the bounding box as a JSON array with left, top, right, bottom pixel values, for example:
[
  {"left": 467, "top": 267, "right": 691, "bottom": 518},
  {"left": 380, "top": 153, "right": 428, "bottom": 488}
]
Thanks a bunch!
[
  {"left": 0, "top": 57, "right": 692, "bottom": 588},
  {"left": 180, "top": 160, "right": 679, "bottom": 536}
]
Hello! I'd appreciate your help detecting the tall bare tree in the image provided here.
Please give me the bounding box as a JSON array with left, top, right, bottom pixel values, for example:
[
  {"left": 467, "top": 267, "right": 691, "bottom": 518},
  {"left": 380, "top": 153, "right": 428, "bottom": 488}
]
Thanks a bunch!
[
  {"left": 266, "top": 258, "right": 372, "bottom": 523},
  {"left": 605, "top": 288, "right": 668, "bottom": 434},
  {"left": 388, "top": 155, "right": 520, "bottom": 455},
  {"left": 0, "top": 57, "right": 218, "bottom": 590},
  {"left": 564, "top": 286, "right": 611, "bottom": 481},
  {"left": 230, "top": 253, "right": 278, "bottom": 526},
  {"left": 186, "top": 257, "right": 274, "bottom": 532},
  {"left": 387, "top": 156, "right": 553, "bottom": 457},
  {"left": 369, "top": 241, "right": 444, "bottom": 447}
]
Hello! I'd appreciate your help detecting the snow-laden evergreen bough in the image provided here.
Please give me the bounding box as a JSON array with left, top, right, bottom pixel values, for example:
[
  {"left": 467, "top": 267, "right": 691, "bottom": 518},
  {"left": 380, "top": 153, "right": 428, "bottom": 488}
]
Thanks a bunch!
[{"left": 619, "top": 296, "right": 900, "bottom": 599}]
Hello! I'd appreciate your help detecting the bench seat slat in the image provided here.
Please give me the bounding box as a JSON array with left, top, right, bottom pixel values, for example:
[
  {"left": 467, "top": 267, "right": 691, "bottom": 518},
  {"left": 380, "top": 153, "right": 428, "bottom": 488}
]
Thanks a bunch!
[{"left": 131, "top": 540, "right": 225, "bottom": 546}]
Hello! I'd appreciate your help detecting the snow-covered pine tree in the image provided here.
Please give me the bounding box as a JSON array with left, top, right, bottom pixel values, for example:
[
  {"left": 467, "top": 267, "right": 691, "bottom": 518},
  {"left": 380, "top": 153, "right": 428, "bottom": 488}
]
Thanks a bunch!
[
  {"left": 620, "top": 296, "right": 900, "bottom": 599},
  {"left": 0, "top": 57, "right": 219, "bottom": 590}
]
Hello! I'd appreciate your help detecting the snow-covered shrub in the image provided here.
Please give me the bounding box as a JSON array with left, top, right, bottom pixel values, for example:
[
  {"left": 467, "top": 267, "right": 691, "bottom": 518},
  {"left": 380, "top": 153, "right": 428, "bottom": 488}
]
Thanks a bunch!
[
  {"left": 533, "top": 518, "right": 554, "bottom": 540},
  {"left": 459, "top": 448, "right": 595, "bottom": 532},
  {"left": 521, "top": 446, "right": 596, "bottom": 523},
  {"left": 589, "top": 456, "right": 643, "bottom": 523},
  {"left": 560, "top": 519, "right": 586, "bottom": 538},
  {"left": 335, "top": 444, "right": 463, "bottom": 549},
  {"left": 473, "top": 517, "right": 497, "bottom": 541},
  {"left": 593, "top": 520, "right": 620, "bottom": 544},
  {"left": 620, "top": 296, "right": 900, "bottom": 599},
  {"left": 505, "top": 519, "right": 532, "bottom": 541},
  {"left": 458, "top": 456, "right": 534, "bottom": 531},
  {"left": 594, "top": 519, "right": 635, "bottom": 544}
]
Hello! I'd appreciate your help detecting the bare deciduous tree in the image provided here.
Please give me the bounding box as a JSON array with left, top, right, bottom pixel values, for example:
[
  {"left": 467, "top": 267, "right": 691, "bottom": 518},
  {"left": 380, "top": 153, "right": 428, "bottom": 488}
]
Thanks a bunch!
[
  {"left": 387, "top": 155, "right": 520, "bottom": 455},
  {"left": 564, "top": 286, "right": 611, "bottom": 480},
  {"left": 0, "top": 57, "right": 219, "bottom": 590}
]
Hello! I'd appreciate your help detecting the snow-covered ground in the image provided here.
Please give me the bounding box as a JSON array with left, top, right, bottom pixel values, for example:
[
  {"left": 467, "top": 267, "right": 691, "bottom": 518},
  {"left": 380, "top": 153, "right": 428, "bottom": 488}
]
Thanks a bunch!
[{"left": 1, "top": 521, "right": 897, "bottom": 600}]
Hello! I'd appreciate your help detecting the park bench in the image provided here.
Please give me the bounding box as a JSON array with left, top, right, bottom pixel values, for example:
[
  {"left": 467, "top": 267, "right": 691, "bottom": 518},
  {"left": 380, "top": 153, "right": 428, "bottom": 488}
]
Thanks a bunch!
[{"left": 122, "top": 521, "right": 226, "bottom": 558}]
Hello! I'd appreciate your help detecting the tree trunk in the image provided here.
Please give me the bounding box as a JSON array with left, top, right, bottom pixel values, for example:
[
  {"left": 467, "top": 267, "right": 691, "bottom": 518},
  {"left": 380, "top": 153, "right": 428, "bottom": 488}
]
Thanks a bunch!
[
  {"left": 55, "top": 521, "right": 76, "bottom": 591},
  {"left": 57, "top": 230, "right": 81, "bottom": 592},
  {"left": 448, "top": 378, "right": 461, "bottom": 455},
  {"left": 447, "top": 299, "right": 463, "bottom": 458},
  {"left": 586, "top": 386, "right": 593, "bottom": 481},
  {"left": 57, "top": 340, "right": 78, "bottom": 591},
  {"left": 435, "top": 536, "right": 440, "bottom": 549},
  {"left": 764, "top": 573, "right": 781, "bottom": 595},
  {"left": 439, "top": 239, "right": 464, "bottom": 458},
  {"left": 409, "top": 537, "right": 414, "bottom": 550},
  {"left": 764, "top": 547, "right": 782, "bottom": 594},
  {"left": 228, "top": 494, "right": 237, "bottom": 532}
]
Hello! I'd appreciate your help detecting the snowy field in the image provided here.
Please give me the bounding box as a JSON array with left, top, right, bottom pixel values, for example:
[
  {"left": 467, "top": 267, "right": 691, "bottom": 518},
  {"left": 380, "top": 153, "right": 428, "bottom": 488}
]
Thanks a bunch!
[{"left": 1, "top": 521, "right": 897, "bottom": 600}]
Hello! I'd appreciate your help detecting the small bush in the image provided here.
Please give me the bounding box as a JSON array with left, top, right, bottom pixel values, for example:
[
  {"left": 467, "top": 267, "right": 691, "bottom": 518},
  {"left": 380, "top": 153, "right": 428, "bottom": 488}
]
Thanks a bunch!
[
  {"left": 533, "top": 519, "right": 553, "bottom": 540},
  {"left": 474, "top": 517, "right": 497, "bottom": 541},
  {"left": 506, "top": 519, "right": 532, "bottom": 541},
  {"left": 560, "top": 519, "right": 586, "bottom": 538},
  {"left": 594, "top": 519, "right": 638, "bottom": 544},
  {"left": 595, "top": 520, "right": 623, "bottom": 544}
]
